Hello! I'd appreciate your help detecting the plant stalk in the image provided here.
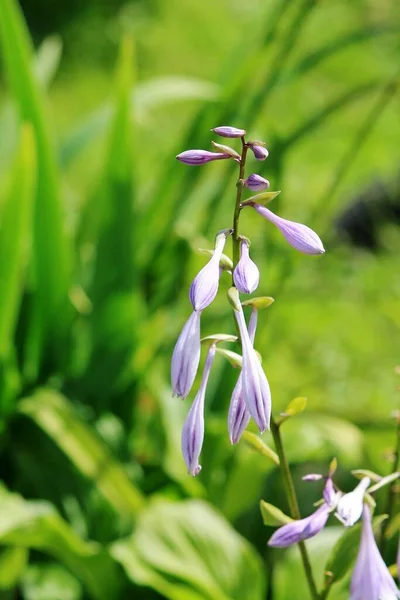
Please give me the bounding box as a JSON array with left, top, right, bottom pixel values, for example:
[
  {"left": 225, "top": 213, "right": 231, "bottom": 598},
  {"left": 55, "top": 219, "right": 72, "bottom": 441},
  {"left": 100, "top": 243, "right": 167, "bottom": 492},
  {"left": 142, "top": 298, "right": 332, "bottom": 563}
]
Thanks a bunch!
[
  {"left": 232, "top": 137, "right": 248, "bottom": 270},
  {"left": 271, "top": 418, "right": 319, "bottom": 600}
]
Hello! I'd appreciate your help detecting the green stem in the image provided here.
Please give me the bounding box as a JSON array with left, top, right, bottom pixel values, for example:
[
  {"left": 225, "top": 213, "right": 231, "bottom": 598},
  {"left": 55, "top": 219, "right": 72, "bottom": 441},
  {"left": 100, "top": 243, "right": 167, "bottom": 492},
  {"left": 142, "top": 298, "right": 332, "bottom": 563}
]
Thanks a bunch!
[
  {"left": 270, "top": 418, "right": 319, "bottom": 600},
  {"left": 380, "top": 416, "right": 400, "bottom": 556},
  {"left": 232, "top": 138, "right": 248, "bottom": 270}
]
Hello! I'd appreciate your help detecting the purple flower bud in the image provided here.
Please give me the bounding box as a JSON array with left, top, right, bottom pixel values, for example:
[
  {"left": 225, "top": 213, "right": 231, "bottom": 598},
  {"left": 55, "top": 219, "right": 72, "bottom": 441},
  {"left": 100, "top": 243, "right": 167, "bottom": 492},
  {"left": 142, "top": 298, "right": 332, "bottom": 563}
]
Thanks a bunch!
[
  {"left": 351, "top": 504, "right": 399, "bottom": 600},
  {"left": 335, "top": 478, "right": 370, "bottom": 527},
  {"left": 244, "top": 174, "right": 270, "bottom": 192},
  {"left": 248, "top": 144, "right": 269, "bottom": 161},
  {"left": 233, "top": 239, "right": 260, "bottom": 294},
  {"left": 268, "top": 504, "right": 330, "bottom": 548},
  {"left": 181, "top": 345, "right": 216, "bottom": 476},
  {"left": 228, "top": 308, "right": 257, "bottom": 444},
  {"left": 233, "top": 297, "right": 271, "bottom": 432},
  {"left": 176, "top": 150, "right": 232, "bottom": 165},
  {"left": 171, "top": 311, "right": 201, "bottom": 399},
  {"left": 211, "top": 126, "right": 246, "bottom": 138},
  {"left": 252, "top": 204, "right": 325, "bottom": 255},
  {"left": 323, "top": 477, "right": 340, "bottom": 509},
  {"left": 190, "top": 230, "right": 229, "bottom": 311}
]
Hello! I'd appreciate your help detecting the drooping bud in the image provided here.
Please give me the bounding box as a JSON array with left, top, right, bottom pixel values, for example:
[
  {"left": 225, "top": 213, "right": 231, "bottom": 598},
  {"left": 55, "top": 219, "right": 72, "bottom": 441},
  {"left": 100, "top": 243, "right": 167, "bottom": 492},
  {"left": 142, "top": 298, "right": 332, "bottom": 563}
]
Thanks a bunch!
[
  {"left": 181, "top": 344, "right": 216, "bottom": 476},
  {"left": 243, "top": 174, "right": 270, "bottom": 192},
  {"left": 171, "top": 311, "right": 201, "bottom": 399},
  {"left": 251, "top": 204, "right": 325, "bottom": 255},
  {"left": 211, "top": 126, "right": 246, "bottom": 138},
  {"left": 176, "top": 150, "right": 232, "bottom": 165},
  {"left": 190, "top": 230, "right": 231, "bottom": 311},
  {"left": 323, "top": 477, "right": 340, "bottom": 510},
  {"left": 233, "top": 238, "right": 260, "bottom": 294},
  {"left": 268, "top": 504, "right": 331, "bottom": 548},
  {"left": 230, "top": 288, "right": 271, "bottom": 432},
  {"left": 248, "top": 143, "right": 269, "bottom": 161},
  {"left": 351, "top": 504, "right": 399, "bottom": 600},
  {"left": 228, "top": 308, "right": 258, "bottom": 444},
  {"left": 335, "top": 477, "right": 371, "bottom": 527}
]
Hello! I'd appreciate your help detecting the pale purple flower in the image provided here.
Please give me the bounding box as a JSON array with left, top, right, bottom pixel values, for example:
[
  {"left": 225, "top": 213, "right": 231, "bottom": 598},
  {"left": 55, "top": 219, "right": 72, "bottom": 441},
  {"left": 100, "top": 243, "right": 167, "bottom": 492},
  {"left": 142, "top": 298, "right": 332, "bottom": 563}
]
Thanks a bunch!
[
  {"left": 211, "top": 125, "right": 246, "bottom": 138},
  {"left": 268, "top": 503, "right": 331, "bottom": 548},
  {"left": 190, "top": 230, "right": 230, "bottom": 311},
  {"left": 176, "top": 150, "right": 232, "bottom": 165},
  {"left": 232, "top": 295, "right": 271, "bottom": 432},
  {"left": 302, "top": 473, "right": 324, "bottom": 481},
  {"left": 335, "top": 477, "right": 370, "bottom": 527},
  {"left": 171, "top": 311, "right": 201, "bottom": 399},
  {"left": 248, "top": 144, "right": 269, "bottom": 161},
  {"left": 323, "top": 477, "right": 340, "bottom": 509},
  {"left": 251, "top": 203, "right": 325, "bottom": 255},
  {"left": 350, "top": 504, "right": 400, "bottom": 600},
  {"left": 233, "top": 239, "right": 260, "bottom": 294},
  {"left": 228, "top": 308, "right": 257, "bottom": 444},
  {"left": 181, "top": 344, "right": 216, "bottom": 476},
  {"left": 244, "top": 174, "right": 270, "bottom": 192}
]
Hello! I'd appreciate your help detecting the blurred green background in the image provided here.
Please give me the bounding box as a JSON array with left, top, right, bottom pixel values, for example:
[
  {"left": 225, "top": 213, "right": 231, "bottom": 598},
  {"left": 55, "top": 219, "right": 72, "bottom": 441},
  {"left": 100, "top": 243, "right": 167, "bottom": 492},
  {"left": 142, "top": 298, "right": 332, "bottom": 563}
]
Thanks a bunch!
[{"left": 0, "top": 0, "right": 399, "bottom": 598}]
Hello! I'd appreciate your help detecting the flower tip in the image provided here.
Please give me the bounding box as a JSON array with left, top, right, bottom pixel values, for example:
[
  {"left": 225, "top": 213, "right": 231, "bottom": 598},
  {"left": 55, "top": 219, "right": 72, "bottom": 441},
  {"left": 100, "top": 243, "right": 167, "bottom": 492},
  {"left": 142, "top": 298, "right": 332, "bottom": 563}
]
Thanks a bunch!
[{"left": 190, "top": 464, "right": 202, "bottom": 476}]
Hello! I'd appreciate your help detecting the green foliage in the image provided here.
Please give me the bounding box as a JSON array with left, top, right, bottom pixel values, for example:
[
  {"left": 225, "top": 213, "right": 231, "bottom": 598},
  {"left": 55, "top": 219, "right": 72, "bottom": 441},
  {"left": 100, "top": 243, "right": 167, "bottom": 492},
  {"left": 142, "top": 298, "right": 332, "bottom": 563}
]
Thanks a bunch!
[
  {"left": 0, "top": 0, "right": 399, "bottom": 597},
  {"left": 112, "top": 499, "right": 266, "bottom": 600}
]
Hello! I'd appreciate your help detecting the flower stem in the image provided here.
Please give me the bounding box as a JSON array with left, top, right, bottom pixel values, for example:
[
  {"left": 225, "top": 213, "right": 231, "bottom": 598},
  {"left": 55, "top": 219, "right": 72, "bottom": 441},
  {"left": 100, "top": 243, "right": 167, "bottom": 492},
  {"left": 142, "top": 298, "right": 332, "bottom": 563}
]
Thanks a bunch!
[
  {"left": 380, "top": 415, "right": 400, "bottom": 556},
  {"left": 270, "top": 418, "right": 319, "bottom": 600},
  {"left": 232, "top": 138, "right": 248, "bottom": 270}
]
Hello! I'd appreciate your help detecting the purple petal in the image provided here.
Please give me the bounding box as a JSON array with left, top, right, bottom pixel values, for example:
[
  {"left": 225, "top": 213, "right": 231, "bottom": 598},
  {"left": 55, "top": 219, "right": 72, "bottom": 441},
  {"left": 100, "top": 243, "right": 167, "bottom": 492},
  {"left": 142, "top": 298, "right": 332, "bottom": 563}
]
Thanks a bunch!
[
  {"left": 176, "top": 150, "right": 232, "bottom": 165},
  {"left": 189, "top": 233, "right": 228, "bottom": 311},
  {"left": 228, "top": 309, "right": 258, "bottom": 444},
  {"left": 211, "top": 126, "right": 246, "bottom": 138},
  {"left": 233, "top": 303, "right": 271, "bottom": 432},
  {"left": 252, "top": 204, "right": 325, "bottom": 255},
  {"left": 244, "top": 173, "right": 270, "bottom": 192},
  {"left": 181, "top": 345, "right": 216, "bottom": 475},
  {"left": 335, "top": 478, "right": 370, "bottom": 527},
  {"left": 323, "top": 477, "right": 339, "bottom": 509},
  {"left": 233, "top": 240, "right": 260, "bottom": 294},
  {"left": 350, "top": 504, "right": 399, "bottom": 600},
  {"left": 171, "top": 311, "right": 201, "bottom": 398},
  {"left": 248, "top": 144, "right": 269, "bottom": 161},
  {"left": 268, "top": 504, "right": 330, "bottom": 548}
]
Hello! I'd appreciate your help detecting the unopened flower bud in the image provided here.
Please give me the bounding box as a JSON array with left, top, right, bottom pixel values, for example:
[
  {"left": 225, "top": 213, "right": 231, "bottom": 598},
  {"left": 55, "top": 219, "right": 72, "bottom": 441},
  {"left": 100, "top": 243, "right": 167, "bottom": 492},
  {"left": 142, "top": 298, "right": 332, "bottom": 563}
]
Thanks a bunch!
[
  {"left": 244, "top": 174, "right": 270, "bottom": 192},
  {"left": 176, "top": 149, "right": 232, "bottom": 166},
  {"left": 252, "top": 204, "right": 325, "bottom": 255},
  {"left": 233, "top": 238, "right": 260, "bottom": 294},
  {"left": 228, "top": 308, "right": 257, "bottom": 444},
  {"left": 190, "top": 230, "right": 231, "bottom": 311},
  {"left": 211, "top": 126, "right": 246, "bottom": 138},
  {"left": 171, "top": 311, "right": 201, "bottom": 399},
  {"left": 230, "top": 288, "right": 271, "bottom": 432},
  {"left": 182, "top": 345, "right": 216, "bottom": 475},
  {"left": 248, "top": 143, "right": 269, "bottom": 161},
  {"left": 268, "top": 504, "right": 330, "bottom": 548}
]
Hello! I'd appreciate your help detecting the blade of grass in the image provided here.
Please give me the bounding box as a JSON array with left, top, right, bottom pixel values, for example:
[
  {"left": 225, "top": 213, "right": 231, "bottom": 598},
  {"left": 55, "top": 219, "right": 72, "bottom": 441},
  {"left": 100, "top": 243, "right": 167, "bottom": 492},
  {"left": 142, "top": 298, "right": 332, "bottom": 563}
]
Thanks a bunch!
[
  {"left": 18, "top": 389, "right": 145, "bottom": 517},
  {"left": 0, "top": 0, "right": 72, "bottom": 364}
]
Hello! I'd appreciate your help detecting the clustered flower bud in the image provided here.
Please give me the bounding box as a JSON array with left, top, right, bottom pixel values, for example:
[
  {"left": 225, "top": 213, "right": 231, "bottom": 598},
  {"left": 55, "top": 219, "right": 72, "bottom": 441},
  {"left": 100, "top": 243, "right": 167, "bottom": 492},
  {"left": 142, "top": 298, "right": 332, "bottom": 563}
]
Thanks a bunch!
[{"left": 172, "top": 124, "right": 325, "bottom": 475}]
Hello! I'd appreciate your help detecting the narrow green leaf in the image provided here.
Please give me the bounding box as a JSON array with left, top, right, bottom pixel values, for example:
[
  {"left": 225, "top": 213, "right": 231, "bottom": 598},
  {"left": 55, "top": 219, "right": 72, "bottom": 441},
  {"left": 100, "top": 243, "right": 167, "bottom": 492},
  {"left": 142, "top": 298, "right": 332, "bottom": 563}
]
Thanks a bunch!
[
  {"left": 0, "top": 546, "right": 27, "bottom": 589},
  {"left": 215, "top": 348, "right": 242, "bottom": 369},
  {"left": 241, "top": 431, "right": 280, "bottom": 466},
  {"left": 18, "top": 389, "right": 144, "bottom": 517},
  {"left": 241, "top": 297, "right": 275, "bottom": 310},
  {"left": 279, "top": 397, "right": 308, "bottom": 424},
  {"left": 0, "top": 123, "right": 36, "bottom": 357},
  {"left": 0, "top": 0, "right": 72, "bottom": 354},
  {"left": 260, "top": 500, "right": 293, "bottom": 526},
  {"left": 0, "top": 485, "right": 121, "bottom": 600}
]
